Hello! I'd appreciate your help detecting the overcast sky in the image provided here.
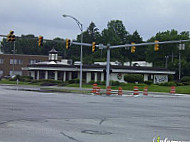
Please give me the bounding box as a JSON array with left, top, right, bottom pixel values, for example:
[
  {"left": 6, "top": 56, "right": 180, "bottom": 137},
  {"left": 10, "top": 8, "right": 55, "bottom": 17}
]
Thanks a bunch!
[{"left": 0, "top": 0, "right": 190, "bottom": 42}]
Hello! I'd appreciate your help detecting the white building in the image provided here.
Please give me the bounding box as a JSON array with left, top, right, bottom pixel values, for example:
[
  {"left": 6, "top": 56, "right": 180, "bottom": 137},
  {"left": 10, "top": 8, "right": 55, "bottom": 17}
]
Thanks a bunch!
[
  {"left": 23, "top": 49, "right": 175, "bottom": 84},
  {"left": 124, "top": 61, "right": 153, "bottom": 67}
]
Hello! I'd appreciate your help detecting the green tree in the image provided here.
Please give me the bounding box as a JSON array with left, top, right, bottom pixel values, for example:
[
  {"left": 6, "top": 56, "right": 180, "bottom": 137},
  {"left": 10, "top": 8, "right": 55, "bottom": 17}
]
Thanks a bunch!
[
  {"left": 73, "top": 22, "right": 102, "bottom": 63},
  {"left": 124, "top": 30, "right": 144, "bottom": 65},
  {"left": 101, "top": 20, "right": 129, "bottom": 61},
  {"left": 146, "top": 29, "right": 190, "bottom": 79}
]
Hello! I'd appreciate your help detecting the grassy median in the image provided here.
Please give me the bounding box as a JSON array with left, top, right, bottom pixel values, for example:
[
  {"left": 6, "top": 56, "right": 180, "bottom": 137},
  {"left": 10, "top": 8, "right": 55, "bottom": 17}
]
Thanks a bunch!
[{"left": 0, "top": 79, "right": 189, "bottom": 94}]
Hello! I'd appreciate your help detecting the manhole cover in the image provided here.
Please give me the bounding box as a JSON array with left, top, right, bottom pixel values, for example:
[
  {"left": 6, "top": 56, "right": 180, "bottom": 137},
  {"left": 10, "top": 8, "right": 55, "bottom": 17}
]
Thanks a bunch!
[{"left": 81, "top": 130, "right": 112, "bottom": 135}]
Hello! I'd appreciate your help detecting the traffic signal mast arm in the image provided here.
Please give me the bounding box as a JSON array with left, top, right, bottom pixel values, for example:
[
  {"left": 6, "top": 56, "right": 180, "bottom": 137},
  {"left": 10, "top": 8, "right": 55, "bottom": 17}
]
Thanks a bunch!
[
  {"left": 1, "top": 34, "right": 189, "bottom": 49},
  {"left": 70, "top": 39, "right": 190, "bottom": 50},
  {"left": 109, "top": 39, "right": 190, "bottom": 49},
  {"left": 72, "top": 41, "right": 92, "bottom": 47},
  {"left": 0, "top": 34, "right": 18, "bottom": 38}
]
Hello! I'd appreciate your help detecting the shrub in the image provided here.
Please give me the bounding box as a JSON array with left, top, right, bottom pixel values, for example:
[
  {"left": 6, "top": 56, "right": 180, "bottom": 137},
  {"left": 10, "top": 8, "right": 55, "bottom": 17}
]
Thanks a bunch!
[
  {"left": 124, "top": 74, "right": 143, "bottom": 83},
  {"left": 9, "top": 75, "right": 20, "bottom": 81},
  {"left": 181, "top": 76, "right": 190, "bottom": 82},
  {"left": 40, "top": 82, "right": 57, "bottom": 86},
  {"left": 20, "top": 76, "right": 33, "bottom": 82},
  {"left": 31, "top": 79, "right": 63, "bottom": 86},
  {"left": 168, "top": 75, "right": 174, "bottom": 81},
  {"left": 144, "top": 80, "right": 153, "bottom": 85},
  {"left": 88, "top": 80, "right": 95, "bottom": 85},
  {"left": 100, "top": 81, "right": 106, "bottom": 85},
  {"left": 110, "top": 80, "right": 120, "bottom": 86},
  {"left": 119, "top": 82, "right": 126, "bottom": 86},
  {"left": 182, "top": 82, "right": 190, "bottom": 85},
  {"left": 88, "top": 80, "right": 106, "bottom": 85},
  {"left": 176, "top": 82, "right": 184, "bottom": 86},
  {"left": 159, "top": 81, "right": 176, "bottom": 86},
  {"left": 9, "top": 75, "right": 33, "bottom": 82}
]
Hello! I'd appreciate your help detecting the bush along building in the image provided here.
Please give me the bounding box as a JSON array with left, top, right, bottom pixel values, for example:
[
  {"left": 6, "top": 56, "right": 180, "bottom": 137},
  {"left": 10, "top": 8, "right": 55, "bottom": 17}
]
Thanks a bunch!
[{"left": 23, "top": 48, "right": 175, "bottom": 84}]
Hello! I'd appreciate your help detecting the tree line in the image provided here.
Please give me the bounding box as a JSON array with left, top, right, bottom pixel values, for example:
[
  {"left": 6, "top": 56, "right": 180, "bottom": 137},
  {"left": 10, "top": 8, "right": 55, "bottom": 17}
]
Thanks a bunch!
[{"left": 1, "top": 20, "right": 190, "bottom": 79}]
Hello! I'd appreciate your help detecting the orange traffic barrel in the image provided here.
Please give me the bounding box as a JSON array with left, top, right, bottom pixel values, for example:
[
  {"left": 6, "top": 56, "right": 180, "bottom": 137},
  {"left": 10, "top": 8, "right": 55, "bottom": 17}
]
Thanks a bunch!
[
  {"left": 106, "top": 86, "right": 111, "bottom": 95},
  {"left": 133, "top": 86, "right": 139, "bottom": 95},
  {"left": 96, "top": 87, "right": 101, "bottom": 95},
  {"left": 91, "top": 84, "right": 97, "bottom": 94},
  {"left": 118, "top": 87, "right": 123, "bottom": 96},
  {"left": 143, "top": 87, "right": 148, "bottom": 96},
  {"left": 170, "top": 86, "right": 176, "bottom": 94}
]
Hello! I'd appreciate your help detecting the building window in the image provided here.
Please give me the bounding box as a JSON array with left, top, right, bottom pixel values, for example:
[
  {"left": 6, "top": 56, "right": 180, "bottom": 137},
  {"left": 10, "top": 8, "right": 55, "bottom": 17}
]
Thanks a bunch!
[
  {"left": 10, "top": 59, "right": 14, "bottom": 64},
  {"left": 29, "top": 59, "right": 41, "bottom": 64},
  {"left": 10, "top": 59, "right": 23, "bottom": 65},
  {"left": 0, "top": 59, "right": 4, "bottom": 64},
  {"left": 18, "top": 59, "right": 23, "bottom": 64}
]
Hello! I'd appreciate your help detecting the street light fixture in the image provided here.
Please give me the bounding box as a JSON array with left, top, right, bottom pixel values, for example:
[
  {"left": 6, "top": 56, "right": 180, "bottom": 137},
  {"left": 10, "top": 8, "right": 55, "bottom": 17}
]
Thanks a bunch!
[{"left": 62, "top": 14, "right": 83, "bottom": 89}]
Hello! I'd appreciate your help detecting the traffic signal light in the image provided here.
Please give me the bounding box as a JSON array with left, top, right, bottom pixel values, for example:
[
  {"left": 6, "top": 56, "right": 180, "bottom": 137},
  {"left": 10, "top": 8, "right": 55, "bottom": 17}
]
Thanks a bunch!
[
  {"left": 38, "top": 36, "right": 43, "bottom": 47},
  {"left": 66, "top": 39, "right": 71, "bottom": 49},
  {"left": 92, "top": 42, "right": 96, "bottom": 52},
  {"left": 154, "top": 40, "right": 159, "bottom": 51},
  {"left": 7, "top": 31, "right": 15, "bottom": 42},
  {"left": 131, "top": 42, "right": 136, "bottom": 53}
]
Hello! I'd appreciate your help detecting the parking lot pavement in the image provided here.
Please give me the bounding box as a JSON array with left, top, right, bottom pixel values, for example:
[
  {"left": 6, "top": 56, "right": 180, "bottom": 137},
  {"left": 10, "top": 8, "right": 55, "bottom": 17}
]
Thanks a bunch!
[{"left": 0, "top": 85, "right": 190, "bottom": 142}]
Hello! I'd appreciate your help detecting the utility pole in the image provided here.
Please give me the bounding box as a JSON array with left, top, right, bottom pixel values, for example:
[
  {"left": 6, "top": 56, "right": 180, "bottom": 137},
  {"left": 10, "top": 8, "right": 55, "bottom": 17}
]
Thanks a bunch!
[
  {"left": 106, "top": 44, "right": 110, "bottom": 87},
  {"left": 165, "top": 55, "right": 169, "bottom": 69},
  {"left": 178, "top": 43, "right": 185, "bottom": 81}
]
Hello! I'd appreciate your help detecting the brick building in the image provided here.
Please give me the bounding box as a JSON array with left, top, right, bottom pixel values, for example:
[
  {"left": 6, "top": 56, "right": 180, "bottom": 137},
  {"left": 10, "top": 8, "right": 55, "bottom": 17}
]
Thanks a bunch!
[{"left": 0, "top": 53, "right": 61, "bottom": 77}]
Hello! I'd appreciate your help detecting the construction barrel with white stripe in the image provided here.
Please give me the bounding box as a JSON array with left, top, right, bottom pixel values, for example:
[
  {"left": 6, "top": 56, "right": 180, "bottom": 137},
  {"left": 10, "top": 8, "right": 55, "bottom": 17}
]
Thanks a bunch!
[
  {"left": 91, "top": 84, "right": 97, "bottom": 94},
  {"left": 106, "top": 86, "right": 111, "bottom": 95},
  {"left": 133, "top": 86, "right": 139, "bottom": 95},
  {"left": 170, "top": 86, "right": 176, "bottom": 94},
  {"left": 118, "top": 87, "right": 122, "bottom": 96},
  {"left": 143, "top": 87, "right": 148, "bottom": 96}
]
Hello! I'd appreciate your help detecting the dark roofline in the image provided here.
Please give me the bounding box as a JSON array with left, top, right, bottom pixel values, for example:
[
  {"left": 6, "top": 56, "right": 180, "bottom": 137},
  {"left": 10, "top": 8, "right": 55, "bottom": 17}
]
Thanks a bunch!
[
  {"left": 0, "top": 53, "right": 49, "bottom": 57},
  {"left": 28, "top": 63, "right": 174, "bottom": 72}
]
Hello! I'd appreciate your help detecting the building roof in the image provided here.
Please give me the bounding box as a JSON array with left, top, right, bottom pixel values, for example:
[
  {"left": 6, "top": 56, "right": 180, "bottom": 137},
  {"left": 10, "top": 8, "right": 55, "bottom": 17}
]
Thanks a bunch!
[
  {"left": 25, "top": 63, "right": 175, "bottom": 75},
  {"left": 49, "top": 48, "right": 58, "bottom": 53}
]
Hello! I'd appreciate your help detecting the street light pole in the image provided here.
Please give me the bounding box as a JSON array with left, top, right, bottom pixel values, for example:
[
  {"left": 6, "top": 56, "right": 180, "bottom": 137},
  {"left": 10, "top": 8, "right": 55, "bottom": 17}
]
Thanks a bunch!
[{"left": 62, "top": 14, "right": 83, "bottom": 88}]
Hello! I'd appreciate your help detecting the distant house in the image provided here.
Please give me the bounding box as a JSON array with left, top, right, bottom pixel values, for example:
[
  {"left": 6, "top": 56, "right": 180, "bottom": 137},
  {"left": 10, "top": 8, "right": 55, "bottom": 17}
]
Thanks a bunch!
[{"left": 23, "top": 48, "right": 175, "bottom": 84}]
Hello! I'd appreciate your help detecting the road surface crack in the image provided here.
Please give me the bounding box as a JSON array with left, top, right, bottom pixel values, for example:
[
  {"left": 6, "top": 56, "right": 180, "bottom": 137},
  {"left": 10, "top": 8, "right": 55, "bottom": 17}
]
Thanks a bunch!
[
  {"left": 60, "top": 132, "right": 82, "bottom": 142},
  {"left": 99, "top": 118, "right": 106, "bottom": 125}
]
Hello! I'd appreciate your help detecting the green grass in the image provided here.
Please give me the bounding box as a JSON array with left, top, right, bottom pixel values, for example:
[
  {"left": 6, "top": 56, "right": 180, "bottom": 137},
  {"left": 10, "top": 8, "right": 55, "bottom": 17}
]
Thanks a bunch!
[
  {"left": 68, "top": 83, "right": 190, "bottom": 94},
  {"left": 175, "top": 85, "right": 190, "bottom": 94},
  {"left": 0, "top": 79, "right": 40, "bottom": 86},
  {"left": 0, "top": 79, "right": 189, "bottom": 94}
]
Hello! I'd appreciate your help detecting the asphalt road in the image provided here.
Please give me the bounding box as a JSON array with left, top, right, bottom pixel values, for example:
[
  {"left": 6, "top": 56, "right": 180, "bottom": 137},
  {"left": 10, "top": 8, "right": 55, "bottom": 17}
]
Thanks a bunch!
[{"left": 0, "top": 85, "right": 189, "bottom": 142}]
